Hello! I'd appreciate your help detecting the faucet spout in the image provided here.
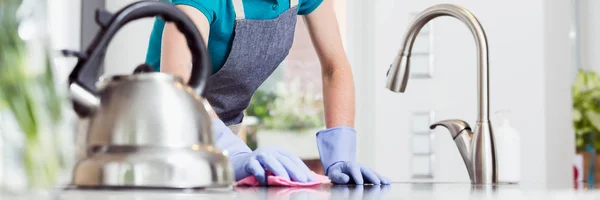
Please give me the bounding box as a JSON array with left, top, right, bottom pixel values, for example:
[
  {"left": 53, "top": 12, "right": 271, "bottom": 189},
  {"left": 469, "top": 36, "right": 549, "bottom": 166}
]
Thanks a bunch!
[
  {"left": 430, "top": 120, "right": 474, "bottom": 181},
  {"left": 386, "top": 4, "right": 490, "bottom": 122}
]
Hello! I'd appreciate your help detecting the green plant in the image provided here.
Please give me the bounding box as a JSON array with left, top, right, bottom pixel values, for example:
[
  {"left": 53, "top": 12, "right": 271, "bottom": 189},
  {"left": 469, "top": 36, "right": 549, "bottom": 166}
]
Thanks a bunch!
[
  {"left": 0, "top": 0, "right": 65, "bottom": 189},
  {"left": 247, "top": 80, "right": 325, "bottom": 132},
  {"left": 573, "top": 69, "right": 600, "bottom": 151},
  {"left": 246, "top": 90, "right": 277, "bottom": 122},
  {"left": 245, "top": 90, "right": 277, "bottom": 150}
]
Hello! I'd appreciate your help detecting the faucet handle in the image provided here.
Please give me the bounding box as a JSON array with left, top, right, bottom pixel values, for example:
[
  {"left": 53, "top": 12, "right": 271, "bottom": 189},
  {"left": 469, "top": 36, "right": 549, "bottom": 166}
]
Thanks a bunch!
[{"left": 430, "top": 119, "right": 471, "bottom": 139}]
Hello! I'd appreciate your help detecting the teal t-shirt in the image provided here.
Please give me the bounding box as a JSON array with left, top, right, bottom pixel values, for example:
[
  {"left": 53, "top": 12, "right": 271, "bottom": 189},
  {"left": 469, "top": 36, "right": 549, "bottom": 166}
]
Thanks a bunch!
[{"left": 145, "top": 0, "right": 323, "bottom": 74}]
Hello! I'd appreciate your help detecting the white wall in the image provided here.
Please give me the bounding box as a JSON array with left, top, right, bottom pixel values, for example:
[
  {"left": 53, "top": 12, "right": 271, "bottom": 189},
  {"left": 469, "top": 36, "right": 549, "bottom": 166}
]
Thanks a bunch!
[
  {"left": 48, "top": 0, "right": 81, "bottom": 86},
  {"left": 104, "top": 0, "right": 155, "bottom": 76},
  {"left": 543, "top": 0, "right": 576, "bottom": 189},
  {"left": 579, "top": 0, "right": 600, "bottom": 72},
  {"left": 347, "top": 0, "right": 378, "bottom": 172},
  {"left": 349, "top": 0, "right": 574, "bottom": 187},
  {"left": 47, "top": 0, "right": 82, "bottom": 185}
]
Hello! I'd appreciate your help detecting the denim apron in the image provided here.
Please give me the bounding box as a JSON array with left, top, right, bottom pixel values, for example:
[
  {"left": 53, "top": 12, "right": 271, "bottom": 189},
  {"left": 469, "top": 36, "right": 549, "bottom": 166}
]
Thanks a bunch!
[{"left": 204, "top": 0, "right": 299, "bottom": 134}]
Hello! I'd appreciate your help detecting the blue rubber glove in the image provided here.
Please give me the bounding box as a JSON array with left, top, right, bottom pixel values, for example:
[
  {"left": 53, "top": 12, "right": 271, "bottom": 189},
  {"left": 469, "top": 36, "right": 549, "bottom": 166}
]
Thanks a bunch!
[
  {"left": 212, "top": 118, "right": 314, "bottom": 185},
  {"left": 317, "top": 126, "right": 391, "bottom": 185}
]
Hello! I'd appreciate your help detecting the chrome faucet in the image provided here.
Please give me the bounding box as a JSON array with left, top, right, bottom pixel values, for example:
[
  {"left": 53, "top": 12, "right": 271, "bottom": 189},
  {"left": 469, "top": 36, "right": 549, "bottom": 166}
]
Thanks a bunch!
[{"left": 386, "top": 4, "right": 497, "bottom": 184}]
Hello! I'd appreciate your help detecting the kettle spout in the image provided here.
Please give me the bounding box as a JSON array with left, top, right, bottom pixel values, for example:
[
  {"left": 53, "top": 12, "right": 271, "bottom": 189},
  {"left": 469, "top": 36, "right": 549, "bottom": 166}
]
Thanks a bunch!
[
  {"left": 69, "top": 83, "right": 100, "bottom": 117},
  {"left": 430, "top": 119, "right": 474, "bottom": 181}
]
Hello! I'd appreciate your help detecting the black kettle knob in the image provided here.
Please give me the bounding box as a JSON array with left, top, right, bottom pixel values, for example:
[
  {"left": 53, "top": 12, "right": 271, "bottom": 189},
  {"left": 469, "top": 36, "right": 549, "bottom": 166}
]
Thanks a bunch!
[{"left": 133, "top": 64, "right": 155, "bottom": 74}]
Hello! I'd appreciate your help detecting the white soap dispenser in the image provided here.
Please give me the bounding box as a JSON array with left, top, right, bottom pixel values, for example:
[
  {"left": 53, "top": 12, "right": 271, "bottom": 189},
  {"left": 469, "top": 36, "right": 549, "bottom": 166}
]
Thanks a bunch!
[{"left": 495, "top": 110, "right": 521, "bottom": 183}]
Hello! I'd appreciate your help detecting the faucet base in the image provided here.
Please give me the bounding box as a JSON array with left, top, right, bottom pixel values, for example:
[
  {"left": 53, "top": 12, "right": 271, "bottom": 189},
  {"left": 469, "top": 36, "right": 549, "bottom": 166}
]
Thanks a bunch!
[{"left": 471, "top": 121, "right": 497, "bottom": 184}]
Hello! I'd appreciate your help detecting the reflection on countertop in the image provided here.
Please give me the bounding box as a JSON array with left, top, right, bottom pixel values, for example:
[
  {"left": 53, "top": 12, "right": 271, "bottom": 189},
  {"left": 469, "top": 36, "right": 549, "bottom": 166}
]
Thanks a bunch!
[{"left": 4, "top": 182, "right": 600, "bottom": 200}]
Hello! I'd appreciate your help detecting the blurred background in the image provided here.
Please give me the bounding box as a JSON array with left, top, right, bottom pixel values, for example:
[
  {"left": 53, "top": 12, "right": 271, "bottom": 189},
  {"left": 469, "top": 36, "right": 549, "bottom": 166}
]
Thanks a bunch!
[{"left": 2, "top": 0, "right": 600, "bottom": 192}]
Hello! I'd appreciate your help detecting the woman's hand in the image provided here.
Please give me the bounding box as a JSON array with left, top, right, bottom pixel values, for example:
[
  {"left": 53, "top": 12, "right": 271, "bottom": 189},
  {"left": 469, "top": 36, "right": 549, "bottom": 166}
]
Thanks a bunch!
[
  {"left": 317, "top": 126, "right": 391, "bottom": 185},
  {"left": 212, "top": 117, "right": 314, "bottom": 185},
  {"left": 230, "top": 146, "right": 315, "bottom": 185},
  {"left": 327, "top": 161, "right": 390, "bottom": 185}
]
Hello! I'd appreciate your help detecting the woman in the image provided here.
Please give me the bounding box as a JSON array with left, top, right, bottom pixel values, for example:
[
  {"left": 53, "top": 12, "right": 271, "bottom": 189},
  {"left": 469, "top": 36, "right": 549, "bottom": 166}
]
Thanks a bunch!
[{"left": 146, "top": 0, "right": 390, "bottom": 185}]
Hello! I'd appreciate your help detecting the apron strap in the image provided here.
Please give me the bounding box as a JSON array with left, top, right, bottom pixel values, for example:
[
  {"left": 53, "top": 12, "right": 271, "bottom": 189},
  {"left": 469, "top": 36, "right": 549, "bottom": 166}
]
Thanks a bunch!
[
  {"left": 233, "top": 0, "right": 299, "bottom": 19},
  {"left": 233, "top": 0, "right": 246, "bottom": 19},
  {"left": 290, "top": 0, "right": 299, "bottom": 8}
]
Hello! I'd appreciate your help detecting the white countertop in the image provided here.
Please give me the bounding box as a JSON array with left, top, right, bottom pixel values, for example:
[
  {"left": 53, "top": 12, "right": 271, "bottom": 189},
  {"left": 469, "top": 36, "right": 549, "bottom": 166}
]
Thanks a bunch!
[{"left": 3, "top": 182, "right": 599, "bottom": 200}]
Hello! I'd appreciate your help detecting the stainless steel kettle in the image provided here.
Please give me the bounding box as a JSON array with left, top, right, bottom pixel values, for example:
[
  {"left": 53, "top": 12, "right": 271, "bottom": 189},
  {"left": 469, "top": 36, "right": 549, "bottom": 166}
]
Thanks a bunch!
[{"left": 66, "top": 1, "right": 233, "bottom": 189}]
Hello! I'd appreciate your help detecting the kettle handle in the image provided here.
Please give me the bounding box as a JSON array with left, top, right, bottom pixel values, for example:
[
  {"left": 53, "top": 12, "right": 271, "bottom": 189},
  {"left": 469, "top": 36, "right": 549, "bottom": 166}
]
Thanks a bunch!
[{"left": 68, "top": 0, "right": 211, "bottom": 95}]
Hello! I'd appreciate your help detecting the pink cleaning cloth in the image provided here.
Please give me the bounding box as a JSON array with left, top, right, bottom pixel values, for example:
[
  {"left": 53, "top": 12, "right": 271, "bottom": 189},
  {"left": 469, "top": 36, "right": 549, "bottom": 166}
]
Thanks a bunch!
[{"left": 236, "top": 171, "right": 330, "bottom": 187}]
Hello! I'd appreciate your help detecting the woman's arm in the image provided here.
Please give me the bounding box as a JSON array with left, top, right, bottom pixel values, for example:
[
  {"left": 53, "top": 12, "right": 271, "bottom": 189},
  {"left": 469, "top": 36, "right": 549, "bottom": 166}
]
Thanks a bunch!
[
  {"left": 161, "top": 5, "right": 218, "bottom": 118},
  {"left": 161, "top": 5, "right": 211, "bottom": 83},
  {"left": 163, "top": 6, "right": 218, "bottom": 118},
  {"left": 304, "top": 0, "right": 355, "bottom": 128}
]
